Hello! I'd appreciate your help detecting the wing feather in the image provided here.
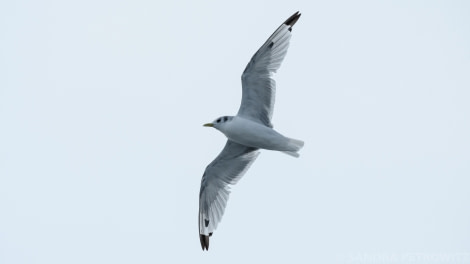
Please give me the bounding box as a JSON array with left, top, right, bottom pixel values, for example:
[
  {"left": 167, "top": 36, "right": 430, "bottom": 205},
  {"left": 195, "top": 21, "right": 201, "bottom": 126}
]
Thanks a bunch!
[
  {"left": 238, "top": 12, "right": 301, "bottom": 127},
  {"left": 198, "top": 140, "right": 259, "bottom": 250}
]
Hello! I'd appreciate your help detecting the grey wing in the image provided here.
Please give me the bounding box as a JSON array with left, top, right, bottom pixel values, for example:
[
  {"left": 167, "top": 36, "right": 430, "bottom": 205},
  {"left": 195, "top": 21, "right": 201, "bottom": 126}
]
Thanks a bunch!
[
  {"left": 199, "top": 140, "right": 260, "bottom": 250},
  {"left": 238, "top": 12, "right": 301, "bottom": 127}
]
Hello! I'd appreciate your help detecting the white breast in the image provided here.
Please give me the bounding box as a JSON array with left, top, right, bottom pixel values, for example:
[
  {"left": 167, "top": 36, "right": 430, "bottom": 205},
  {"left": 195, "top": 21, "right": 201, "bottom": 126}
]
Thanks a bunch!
[{"left": 220, "top": 117, "right": 291, "bottom": 150}]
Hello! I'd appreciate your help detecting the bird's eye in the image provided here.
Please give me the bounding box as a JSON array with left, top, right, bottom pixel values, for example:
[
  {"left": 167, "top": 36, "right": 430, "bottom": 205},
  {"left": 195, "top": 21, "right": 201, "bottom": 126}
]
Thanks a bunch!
[{"left": 216, "top": 119, "right": 220, "bottom": 123}]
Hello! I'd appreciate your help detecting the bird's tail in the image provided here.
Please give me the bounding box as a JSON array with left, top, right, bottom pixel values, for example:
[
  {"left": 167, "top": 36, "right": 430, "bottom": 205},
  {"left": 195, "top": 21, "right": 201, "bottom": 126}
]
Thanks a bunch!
[{"left": 282, "top": 138, "right": 304, "bottom": 158}]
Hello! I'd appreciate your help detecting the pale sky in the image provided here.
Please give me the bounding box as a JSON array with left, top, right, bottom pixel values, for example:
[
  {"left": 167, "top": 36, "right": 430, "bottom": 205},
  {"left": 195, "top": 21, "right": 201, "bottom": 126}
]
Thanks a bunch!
[{"left": 1, "top": 0, "right": 469, "bottom": 263}]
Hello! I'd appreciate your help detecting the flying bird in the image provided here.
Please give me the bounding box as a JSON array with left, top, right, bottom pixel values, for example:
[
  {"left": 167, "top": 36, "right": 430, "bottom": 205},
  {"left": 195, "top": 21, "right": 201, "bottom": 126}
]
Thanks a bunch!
[{"left": 199, "top": 11, "right": 303, "bottom": 250}]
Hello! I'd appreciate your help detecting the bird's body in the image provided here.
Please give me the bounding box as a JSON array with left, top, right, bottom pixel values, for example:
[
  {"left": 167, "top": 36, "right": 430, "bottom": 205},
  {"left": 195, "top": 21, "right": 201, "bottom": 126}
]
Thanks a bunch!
[
  {"left": 213, "top": 116, "right": 303, "bottom": 155},
  {"left": 198, "top": 11, "right": 303, "bottom": 250}
]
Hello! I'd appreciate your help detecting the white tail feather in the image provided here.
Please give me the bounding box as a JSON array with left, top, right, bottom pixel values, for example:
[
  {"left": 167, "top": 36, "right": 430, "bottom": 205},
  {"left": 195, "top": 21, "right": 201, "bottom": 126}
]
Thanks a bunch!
[
  {"left": 282, "top": 138, "right": 304, "bottom": 158},
  {"left": 282, "top": 151, "right": 300, "bottom": 157}
]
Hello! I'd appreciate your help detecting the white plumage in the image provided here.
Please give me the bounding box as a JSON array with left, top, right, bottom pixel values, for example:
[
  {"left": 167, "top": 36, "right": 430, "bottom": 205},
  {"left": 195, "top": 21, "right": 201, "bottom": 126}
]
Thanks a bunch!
[
  {"left": 199, "top": 12, "right": 303, "bottom": 250},
  {"left": 217, "top": 116, "right": 304, "bottom": 156}
]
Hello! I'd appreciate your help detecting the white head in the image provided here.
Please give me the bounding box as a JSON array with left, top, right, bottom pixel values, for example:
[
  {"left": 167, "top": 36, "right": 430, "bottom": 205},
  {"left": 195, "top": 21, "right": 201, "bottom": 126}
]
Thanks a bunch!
[{"left": 203, "top": 116, "right": 234, "bottom": 131}]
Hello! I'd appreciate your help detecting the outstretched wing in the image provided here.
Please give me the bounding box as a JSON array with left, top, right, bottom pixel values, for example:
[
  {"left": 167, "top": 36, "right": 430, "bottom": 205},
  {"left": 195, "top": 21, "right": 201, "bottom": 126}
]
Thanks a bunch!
[
  {"left": 199, "top": 140, "right": 260, "bottom": 250},
  {"left": 238, "top": 11, "right": 301, "bottom": 127}
]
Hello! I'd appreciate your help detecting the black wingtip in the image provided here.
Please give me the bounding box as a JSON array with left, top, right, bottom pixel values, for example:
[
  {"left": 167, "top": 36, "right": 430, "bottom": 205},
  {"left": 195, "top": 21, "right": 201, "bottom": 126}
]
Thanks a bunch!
[
  {"left": 200, "top": 234, "right": 209, "bottom": 251},
  {"left": 284, "top": 11, "right": 301, "bottom": 31},
  {"left": 200, "top": 233, "right": 213, "bottom": 251}
]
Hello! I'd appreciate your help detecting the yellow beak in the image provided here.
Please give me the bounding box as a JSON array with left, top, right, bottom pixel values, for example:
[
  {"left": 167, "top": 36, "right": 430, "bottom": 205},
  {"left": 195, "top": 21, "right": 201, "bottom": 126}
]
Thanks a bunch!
[{"left": 203, "top": 123, "right": 214, "bottom": 127}]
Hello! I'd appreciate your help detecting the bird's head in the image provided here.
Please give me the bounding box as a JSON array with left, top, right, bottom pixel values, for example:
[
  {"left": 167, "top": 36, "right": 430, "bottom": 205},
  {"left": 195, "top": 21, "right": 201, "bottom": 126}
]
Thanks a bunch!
[{"left": 203, "top": 116, "right": 233, "bottom": 130}]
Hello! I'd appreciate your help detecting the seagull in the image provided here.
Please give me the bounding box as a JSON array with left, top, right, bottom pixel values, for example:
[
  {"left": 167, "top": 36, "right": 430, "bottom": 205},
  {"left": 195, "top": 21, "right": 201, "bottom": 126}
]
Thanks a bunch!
[{"left": 199, "top": 11, "right": 303, "bottom": 251}]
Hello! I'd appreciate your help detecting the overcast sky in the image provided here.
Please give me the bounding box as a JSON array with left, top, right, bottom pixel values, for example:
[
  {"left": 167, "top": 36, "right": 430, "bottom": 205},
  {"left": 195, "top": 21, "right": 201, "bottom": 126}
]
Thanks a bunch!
[{"left": 1, "top": 0, "right": 469, "bottom": 263}]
